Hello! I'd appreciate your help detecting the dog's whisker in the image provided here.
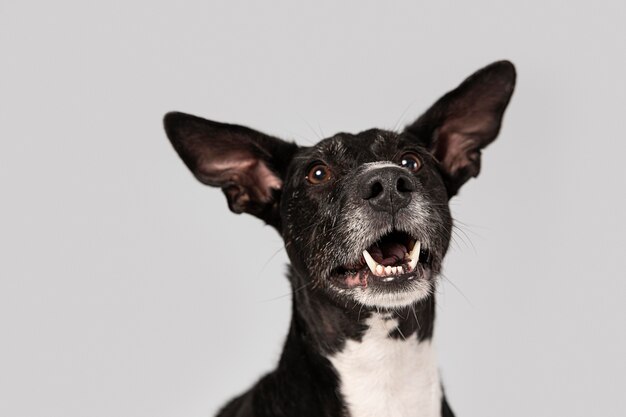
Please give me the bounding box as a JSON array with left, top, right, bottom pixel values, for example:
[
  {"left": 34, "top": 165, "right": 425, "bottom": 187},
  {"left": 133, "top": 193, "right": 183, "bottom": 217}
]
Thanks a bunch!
[
  {"left": 453, "top": 217, "right": 490, "bottom": 232},
  {"left": 391, "top": 99, "right": 418, "bottom": 133},
  {"left": 258, "top": 245, "right": 287, "bottom": 274},
  {"left": 283, "top": 127, "right": 315, "bottom": 145},
  {"left": 452, "top": 225, "right": 478, "bottom": 254},
  {"left": 316, "top": 122, "right": 325, "bottom": 139},
  {"left": 438, "top": 272, "right": 474, "bottom": 308},
  {"left": 411, "top": 305, "right": 421, "bottom": 330},
  {"left": 450, "top": 228, "right": 471, "bottom": 250},
  {"left": 357, "top": 303, "right": 365, "bottom": 322},
  {"left": 396, "top": 325, "right": 407, "bottom": 341},
  {"left": 301, "top": 117, "right": 324, "bottom": 141},
  {"left": 258, "top": 282, "right": 313, "bottom": 304}
]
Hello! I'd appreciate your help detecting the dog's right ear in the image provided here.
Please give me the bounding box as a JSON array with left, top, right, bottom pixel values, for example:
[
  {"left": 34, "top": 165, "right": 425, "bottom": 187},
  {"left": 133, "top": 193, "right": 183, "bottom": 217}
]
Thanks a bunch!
[{"left": 163, "top": 112, "right": 299, "bottom": 230}]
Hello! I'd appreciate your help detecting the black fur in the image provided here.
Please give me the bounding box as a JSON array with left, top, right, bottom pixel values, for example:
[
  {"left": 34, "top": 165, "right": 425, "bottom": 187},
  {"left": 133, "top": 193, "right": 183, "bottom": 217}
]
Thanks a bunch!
[{"left": 163, "top": 60, "right": 516, "bottom": 417}]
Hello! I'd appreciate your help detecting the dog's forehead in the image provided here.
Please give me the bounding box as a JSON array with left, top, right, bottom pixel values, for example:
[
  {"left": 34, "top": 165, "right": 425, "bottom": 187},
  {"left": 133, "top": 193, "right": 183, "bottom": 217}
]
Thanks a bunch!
[{"left": 307, "top": 129, "right": 402, "bottom": 162}]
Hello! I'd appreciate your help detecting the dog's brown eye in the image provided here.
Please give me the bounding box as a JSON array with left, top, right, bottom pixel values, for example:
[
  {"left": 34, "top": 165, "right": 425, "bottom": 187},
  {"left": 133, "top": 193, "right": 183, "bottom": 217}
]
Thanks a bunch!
[
  {"left": 306, "top": 163, "right": 332, "bottom": 184},
  {"left": 399, "top": 152, "right": 422, "bottom": 173}
]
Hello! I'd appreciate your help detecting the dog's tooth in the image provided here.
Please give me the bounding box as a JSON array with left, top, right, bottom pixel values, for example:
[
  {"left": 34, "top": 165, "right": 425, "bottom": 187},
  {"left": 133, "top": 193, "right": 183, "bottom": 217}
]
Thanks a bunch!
[
  {"left": 409, "top": 240, "right": 421, "bottom": 260},
  {"left": 385, "top": 266, "right": 392, "bottom": 275},
  {"left": 362, "top": 250, "right": 380, "bottom": 276},
  {"left": 376, "top": 264, "right": 384, "bottom": 275},
  {"left": 398, "top": 266, "right": 404, "bottom": 274},
  {"left": 391, "top": 266, "right": 397, "bottom": 274},
  {"left": 408, "top": 241, "right": 421, "bottom": 271}
]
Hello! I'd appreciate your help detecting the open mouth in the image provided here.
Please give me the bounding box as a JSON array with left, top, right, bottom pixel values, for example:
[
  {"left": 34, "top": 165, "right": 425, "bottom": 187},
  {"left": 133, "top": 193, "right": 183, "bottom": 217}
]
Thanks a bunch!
[{"left": 332, "top": 230, "right": 431, "bottom": 288}]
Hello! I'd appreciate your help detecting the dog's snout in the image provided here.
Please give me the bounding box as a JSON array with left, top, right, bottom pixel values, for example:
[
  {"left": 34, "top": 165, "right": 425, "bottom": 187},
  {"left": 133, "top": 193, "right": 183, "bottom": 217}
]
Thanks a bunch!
[{"left": 360, "top": 167, "right": 415, "bottom": 213}]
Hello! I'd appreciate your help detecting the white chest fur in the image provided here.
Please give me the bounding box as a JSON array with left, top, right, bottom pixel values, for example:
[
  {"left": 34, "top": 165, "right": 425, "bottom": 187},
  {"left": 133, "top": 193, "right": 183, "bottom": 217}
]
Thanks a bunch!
[{"left": 328, "top": 314, "right": 442, "bottom": 417}]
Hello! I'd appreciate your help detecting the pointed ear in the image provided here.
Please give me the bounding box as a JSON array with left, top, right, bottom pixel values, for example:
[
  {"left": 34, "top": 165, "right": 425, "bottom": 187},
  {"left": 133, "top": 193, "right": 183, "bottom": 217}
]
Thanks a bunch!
[
  {"left": 404, "top": 60, "right": 516, "bottom": 197},
  {"left": 163, "top": 112, "right": 299, "bottom": 229}
]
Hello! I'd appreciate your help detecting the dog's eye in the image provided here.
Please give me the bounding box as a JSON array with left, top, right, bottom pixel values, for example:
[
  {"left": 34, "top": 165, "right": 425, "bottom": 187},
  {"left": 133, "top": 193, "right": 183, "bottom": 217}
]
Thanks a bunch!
[
  {"left": 399, "top": 152, "right": 422, "bottom": 173},
  {"left": 306, "top": 163, "right": 332, "bottom": 184}
]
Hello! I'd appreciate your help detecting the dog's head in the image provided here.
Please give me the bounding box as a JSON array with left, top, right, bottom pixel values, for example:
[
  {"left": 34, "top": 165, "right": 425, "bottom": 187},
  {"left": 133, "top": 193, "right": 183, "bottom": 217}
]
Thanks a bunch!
[{"left": 164, "top": 61, "right": 515, "bottom": 309}]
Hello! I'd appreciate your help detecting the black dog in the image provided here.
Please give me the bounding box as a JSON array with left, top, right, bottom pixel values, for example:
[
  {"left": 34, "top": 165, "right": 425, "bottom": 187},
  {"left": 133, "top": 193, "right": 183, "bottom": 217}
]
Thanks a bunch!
[{"left": 164, "top": 60, "right": 516, "bottom": 417}]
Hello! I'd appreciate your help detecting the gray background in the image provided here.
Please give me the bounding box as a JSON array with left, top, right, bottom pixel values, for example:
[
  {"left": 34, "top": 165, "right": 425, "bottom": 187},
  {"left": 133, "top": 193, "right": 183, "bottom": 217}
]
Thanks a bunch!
[{"left": 1, "top": 1, "right": 625, "bottom": 416}]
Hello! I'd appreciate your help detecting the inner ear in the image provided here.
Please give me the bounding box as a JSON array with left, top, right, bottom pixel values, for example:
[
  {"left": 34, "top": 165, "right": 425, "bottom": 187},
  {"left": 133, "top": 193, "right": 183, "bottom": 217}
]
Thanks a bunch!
[
  {"left": 405, "top": 60, "right": 516, "bottom": 197},
  {"left": 163, "top": 111, "right": 298, "bottom": 229},
  {"left": 203, "top": 153, "right": 283, "bottom": 213},
  {"left": 432, "top": 116, "right": 493, "bottom": 185}
]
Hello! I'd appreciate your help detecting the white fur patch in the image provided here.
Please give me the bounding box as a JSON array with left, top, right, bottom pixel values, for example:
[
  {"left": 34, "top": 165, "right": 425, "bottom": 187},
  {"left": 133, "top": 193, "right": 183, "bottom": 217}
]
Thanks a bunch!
[
  {"left": 328, "top": 315, "right": 441, "bottom": 417},
  {"left": 361, "top": 161, "right": 397, "bottom": 172}
]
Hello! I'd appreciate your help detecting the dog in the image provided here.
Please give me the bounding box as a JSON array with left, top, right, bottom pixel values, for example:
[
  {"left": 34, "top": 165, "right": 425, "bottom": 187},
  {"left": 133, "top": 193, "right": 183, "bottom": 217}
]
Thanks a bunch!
[{"left": 163, "top": 60, "right": 516, "bottom": 417}]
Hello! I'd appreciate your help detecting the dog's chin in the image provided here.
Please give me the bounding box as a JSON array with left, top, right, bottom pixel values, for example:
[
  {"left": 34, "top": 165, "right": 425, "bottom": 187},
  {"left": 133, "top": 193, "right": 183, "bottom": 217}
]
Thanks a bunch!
[
  {"left": 330, "top": 270, "right": 434, "bottom": 309},
  {"left": 326, "top": 230, "right": 436, "bottom": 309}
]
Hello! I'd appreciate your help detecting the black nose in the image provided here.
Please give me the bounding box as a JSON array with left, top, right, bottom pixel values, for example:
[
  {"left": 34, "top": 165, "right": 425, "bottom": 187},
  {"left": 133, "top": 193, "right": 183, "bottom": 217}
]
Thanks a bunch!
[{"left": 359, "top": 166, "right": 416, "bottom": 213}]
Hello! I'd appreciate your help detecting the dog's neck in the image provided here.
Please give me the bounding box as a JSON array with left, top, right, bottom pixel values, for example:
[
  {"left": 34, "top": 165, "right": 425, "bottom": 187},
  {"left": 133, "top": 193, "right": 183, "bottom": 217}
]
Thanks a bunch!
[{"left": 278, "top": 268, "right": 443, "bottom": 417}]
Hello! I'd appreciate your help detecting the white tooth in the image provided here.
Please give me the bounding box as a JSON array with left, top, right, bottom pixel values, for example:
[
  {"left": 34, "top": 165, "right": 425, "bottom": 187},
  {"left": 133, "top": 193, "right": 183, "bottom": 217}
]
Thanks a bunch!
[
  {"left": 408, "top": 241, "right": 421, "bottom": 271},
  {"left": 398, "top": 266, "right": 404, "bottom": 274},
  {"left": 362, "top": 250, "right": 380, "bottom": 275},
  {"left": 385, "top": 266, "right": 392, "bottom": 275},
  {"left": 391, "top": 266, "right": 398, "bottom": 274},
  {"left": 410, "top": 240, "right": 421, "bottom": 259},
  {"left": 376, "top": 265, "right": 384, "bottom": 275}
]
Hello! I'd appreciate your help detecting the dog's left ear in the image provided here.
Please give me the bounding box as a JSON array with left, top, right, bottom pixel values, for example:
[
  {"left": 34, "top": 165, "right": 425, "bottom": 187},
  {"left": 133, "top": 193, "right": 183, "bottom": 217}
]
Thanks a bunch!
[
  {"left": 405, "top": 60, "right": 516, "bottom": 197},
  {"left": 163, "top": 112, "right": 299, "bottom": 230}
]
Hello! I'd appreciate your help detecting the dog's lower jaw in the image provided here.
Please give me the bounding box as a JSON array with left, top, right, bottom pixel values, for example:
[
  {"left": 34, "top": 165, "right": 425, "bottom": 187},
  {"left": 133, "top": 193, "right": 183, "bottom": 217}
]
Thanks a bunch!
[{"left": 329, "top": 267, "right": 435, "bottom": 310}]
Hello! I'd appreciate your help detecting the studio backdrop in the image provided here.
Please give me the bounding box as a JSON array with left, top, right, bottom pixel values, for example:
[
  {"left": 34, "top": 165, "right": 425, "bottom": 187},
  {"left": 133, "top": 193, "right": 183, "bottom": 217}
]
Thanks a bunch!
[{"left": 1, "top": 1, "right": 624, "bottom": 416}]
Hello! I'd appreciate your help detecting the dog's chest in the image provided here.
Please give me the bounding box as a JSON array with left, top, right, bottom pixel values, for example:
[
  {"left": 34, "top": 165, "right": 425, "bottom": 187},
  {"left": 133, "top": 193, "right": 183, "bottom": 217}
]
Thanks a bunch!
[{"left": 328, "top": 314, "right": 441, "bottom": 417}]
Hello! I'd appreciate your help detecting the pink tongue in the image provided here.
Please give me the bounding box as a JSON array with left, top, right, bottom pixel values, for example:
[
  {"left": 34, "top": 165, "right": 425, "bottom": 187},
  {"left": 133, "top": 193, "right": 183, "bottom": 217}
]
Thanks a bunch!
[{"left": 370, "top": 242, "right": 407, "bottom": 266}]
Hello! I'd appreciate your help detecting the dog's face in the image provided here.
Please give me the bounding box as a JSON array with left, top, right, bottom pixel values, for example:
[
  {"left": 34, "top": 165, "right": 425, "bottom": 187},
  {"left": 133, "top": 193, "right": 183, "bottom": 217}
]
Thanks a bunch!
[
  {"left": 279, "top": 130, "right": 452, "bottom": 308},
  {"left": 164, "top": 61, "right": 515, "bottom": 309}
]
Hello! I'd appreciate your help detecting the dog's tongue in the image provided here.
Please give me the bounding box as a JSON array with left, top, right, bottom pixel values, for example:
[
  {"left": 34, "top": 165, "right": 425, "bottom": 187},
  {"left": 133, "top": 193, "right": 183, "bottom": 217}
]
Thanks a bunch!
[{"left": 369, "top": 241, "right": 407, "bottom": 266}]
